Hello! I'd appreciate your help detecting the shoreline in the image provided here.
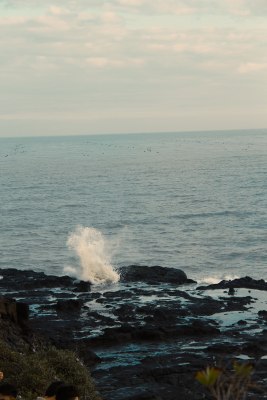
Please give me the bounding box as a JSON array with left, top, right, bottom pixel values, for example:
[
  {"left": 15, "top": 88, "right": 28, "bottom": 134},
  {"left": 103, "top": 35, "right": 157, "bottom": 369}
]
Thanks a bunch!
[{"left": 0, "top": 266, "right": 266, "bottom": 399}]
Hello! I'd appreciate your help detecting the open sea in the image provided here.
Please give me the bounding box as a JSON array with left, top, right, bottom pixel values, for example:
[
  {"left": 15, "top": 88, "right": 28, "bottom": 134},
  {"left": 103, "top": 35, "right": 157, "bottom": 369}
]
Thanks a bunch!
[{"left": 1, "top": 130, "right": 267, "bottom": 284}]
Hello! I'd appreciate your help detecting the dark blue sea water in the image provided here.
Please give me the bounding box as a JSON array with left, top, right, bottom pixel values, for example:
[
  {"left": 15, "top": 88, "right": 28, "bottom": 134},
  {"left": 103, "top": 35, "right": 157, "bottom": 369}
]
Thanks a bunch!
[{"left": 1, "top": 130, "right": 267, "bottom": 283}]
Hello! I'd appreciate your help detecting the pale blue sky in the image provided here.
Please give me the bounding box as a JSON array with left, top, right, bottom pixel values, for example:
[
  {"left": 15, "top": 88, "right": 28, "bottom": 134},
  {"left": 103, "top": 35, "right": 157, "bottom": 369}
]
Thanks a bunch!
[{"left": 0, "top": 0, "right": 267, "bottom": 137}]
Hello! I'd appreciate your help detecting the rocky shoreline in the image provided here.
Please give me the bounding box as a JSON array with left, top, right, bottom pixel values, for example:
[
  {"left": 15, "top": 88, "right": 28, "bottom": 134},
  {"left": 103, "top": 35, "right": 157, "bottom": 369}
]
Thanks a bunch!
[{"left": 0, "top": 266, "right": 266, "bottom": 399}]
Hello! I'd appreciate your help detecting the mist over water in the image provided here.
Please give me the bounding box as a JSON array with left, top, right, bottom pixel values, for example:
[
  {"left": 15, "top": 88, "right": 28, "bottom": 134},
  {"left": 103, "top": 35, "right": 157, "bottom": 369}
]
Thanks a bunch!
[{"left": 65, "top": 226, "right": 120, "bottom": 284}]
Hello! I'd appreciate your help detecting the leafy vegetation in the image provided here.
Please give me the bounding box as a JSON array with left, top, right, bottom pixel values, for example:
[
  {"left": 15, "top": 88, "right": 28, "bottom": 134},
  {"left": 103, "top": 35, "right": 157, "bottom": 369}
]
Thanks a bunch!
[
  {"left": 0, "top": 339, "right": 101, "bottom": 400},
  {"left": 196, "top": 361, "right": 256, "bottom": 400}
]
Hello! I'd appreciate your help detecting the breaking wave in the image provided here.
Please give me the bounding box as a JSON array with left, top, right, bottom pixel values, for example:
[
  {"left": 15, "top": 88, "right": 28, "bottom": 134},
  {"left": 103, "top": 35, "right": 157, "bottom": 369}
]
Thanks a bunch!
[
  {"left": 198, "top": 274, "right": 240, "bottom": 285},
  {"left": 64, "top": 226, "right": 120, "bottom": 284}
]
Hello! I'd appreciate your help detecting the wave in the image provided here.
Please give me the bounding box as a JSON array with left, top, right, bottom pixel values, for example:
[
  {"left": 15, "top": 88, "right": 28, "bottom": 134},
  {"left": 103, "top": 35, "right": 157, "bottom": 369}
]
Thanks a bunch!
[
  {"left": 65, "top": 226, "right": 120, "bottom": 284},
  {"left": 198, "top": 274, "right": 240, "bottom": 285},
  {"left": 173, "top": 210, "right": 254, "bottom": 219}
]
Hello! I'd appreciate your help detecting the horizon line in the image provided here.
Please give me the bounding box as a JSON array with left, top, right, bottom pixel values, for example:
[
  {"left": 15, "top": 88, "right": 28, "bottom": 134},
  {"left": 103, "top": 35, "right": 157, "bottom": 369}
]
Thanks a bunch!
[{"left": 0, "top": 127, "right": 266, "bottom": 140}]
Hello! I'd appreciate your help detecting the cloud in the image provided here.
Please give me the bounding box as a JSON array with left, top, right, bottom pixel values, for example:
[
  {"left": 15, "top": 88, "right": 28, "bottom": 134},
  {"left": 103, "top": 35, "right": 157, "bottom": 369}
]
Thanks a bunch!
[
  {"left": 112, "top": 0, "right": 267, "bottom": 16},
  {"left": 0, "top": 0, "right": 267, "bottom": 136},
  {"left": 0, "top": 4, "right": 266, "bottom": 80},
  {"left": 86, "top": 56, "right": 144, "bottom": 68},
  {"left": 1, "top": 2, "right": 266, "bottom": 73},
  {"left": 238, "top": 62, "right": 267, "bottom": 74},
  {"left": 2, "top": 0, "right": 267, "bottom": 18},
  {"left": 230, "top": 0, "right": 267, "bottom": 16}
]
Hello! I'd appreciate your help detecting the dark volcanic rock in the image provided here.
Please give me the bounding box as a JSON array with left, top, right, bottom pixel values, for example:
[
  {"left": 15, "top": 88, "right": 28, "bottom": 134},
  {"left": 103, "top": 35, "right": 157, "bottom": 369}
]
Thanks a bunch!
[
  {"left": 237, "top": 320, "right": 247, "bottom": 325},
  {"left": 189, "top": 298, "right": 223, "bottom": 316},
  {"left": 0, "top": 267, "right": 266, "bottom": 400},
  {"left": 207, "top": 343, "right": 240, "bottom": 354},
  {"left": 0, "top": 297, "right": 48, "bottom": 354},
  {"left": 182, "top": 320, "right": 220, "bottom": 336},
  {"left": 120, "top": 265, "right": 196, "bottom": 285},
  {"left": 0, "top": 296, "right": 29, "bottom": 325},
  {"left": 74, "top": 281, "right": 91, "bottom": 292},
  {"left": 0, "top": 268, "right": 92, "bottom": 292},
  {"left": 258, "top": 310, "right": 267, "bottom": 320},
  {"left": 54, "top": 299, "right": 84, "bottom": 313},
  {"left": 197, "top": 276, "right": 267, "bottom": 291},
  {"left": 70, "top": 339, "right": 102, "bottom": 367}
]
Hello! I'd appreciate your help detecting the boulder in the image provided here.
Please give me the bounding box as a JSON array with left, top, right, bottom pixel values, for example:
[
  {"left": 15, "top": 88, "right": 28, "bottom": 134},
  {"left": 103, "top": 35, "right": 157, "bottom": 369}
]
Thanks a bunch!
[
  {"left": 55, "top": 299, "right": 83, "bottom": 313},
  {"left": 120, "top": 265, "right": 195, "bottom": 285},
  {"left": 197, "top": 276, "right": 267, "bottom": 291},
  {"left": 258, "top": 310, "right": 267, "bottom": 320},
  {"left": 0, "top": 296, "right": 29, "bottom": 324}
]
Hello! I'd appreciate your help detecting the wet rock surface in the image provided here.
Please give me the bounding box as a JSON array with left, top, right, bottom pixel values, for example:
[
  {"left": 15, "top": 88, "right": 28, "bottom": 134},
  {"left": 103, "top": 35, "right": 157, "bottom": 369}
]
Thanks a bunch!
[
  {"left": 0, "top": 266, "right": 266, "bottom": 400},
  {"left": 197, "top": 276, "right": 267, "bottom": 291},
  {"left": 119, "top": 265, "right": 196, "bottom": 285}
]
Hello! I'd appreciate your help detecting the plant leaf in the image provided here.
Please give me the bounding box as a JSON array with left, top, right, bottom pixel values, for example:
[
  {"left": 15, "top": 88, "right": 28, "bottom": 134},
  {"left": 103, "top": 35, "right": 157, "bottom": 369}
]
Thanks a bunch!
[{"left": 196, "top": 366, "right": 222, "bottom": 387}]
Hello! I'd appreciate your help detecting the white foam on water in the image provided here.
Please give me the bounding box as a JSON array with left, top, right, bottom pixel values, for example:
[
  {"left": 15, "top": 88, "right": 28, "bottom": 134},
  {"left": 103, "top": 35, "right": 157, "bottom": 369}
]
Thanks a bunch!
[
  {"left": 198, "top": 274, "right": 240, "bottom": 285},
  {"left": 65, "top": 226, "right": 120, "bottom": 284}
]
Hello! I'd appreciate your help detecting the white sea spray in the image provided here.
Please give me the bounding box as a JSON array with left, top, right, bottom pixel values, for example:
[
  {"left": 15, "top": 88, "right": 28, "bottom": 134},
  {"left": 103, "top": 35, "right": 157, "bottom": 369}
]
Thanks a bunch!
[
  {"left": 65, "top": 226, "right": 120, "bottom": 284},
  {"left": 198, "top": 274, "right": 240, "bottom": 285}
]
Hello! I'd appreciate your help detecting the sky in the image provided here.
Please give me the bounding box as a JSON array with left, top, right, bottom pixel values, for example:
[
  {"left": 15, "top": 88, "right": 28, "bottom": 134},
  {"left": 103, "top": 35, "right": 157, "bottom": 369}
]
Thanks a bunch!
[{"left": 0, "top": 0, "right": 267, "bottom": 137}]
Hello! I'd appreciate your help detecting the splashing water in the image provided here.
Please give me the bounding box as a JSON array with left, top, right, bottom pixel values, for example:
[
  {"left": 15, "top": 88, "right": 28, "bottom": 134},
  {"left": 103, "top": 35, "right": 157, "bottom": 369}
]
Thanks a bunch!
[
  {"left": 198, "top": 274, "right": 240, "bottom": 285},
  {"left": 65, "top": 226, "right": 120, "bottom": 284}
]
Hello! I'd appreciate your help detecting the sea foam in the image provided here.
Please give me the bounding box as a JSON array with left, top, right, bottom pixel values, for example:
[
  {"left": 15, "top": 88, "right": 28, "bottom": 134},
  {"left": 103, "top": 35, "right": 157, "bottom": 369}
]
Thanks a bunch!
[
  {"left": 65, "top": 226, "right": 120, "bottom": 284},
  {"left": 198, "top": 274, "right": 240, "bottom": 285}
]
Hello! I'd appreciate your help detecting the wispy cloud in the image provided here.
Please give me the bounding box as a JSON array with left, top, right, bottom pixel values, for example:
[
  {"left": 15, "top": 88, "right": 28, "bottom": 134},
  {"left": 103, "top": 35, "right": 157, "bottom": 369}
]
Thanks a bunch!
[
  {"left": 2, "top": 0, "right": 267, "bottom": 15},
  {"left": 238, "top": 62, "right": 267, "bottom": 74},
  {"left": 0, "top": 0, "right": 266, "bottom": 136}
]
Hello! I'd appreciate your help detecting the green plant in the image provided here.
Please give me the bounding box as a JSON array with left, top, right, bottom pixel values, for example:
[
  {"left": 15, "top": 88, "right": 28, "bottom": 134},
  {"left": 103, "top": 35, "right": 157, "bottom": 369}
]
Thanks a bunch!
[
  {"left": 0, "top": 339, "right": 101, "bottom": 400},
  {"left": 196, "top": 361, "right": 255, "bottom": 400}
]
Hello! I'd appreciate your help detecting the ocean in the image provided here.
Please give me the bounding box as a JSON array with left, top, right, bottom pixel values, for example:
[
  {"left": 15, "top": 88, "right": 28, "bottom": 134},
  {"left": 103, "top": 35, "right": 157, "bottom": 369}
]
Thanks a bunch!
[{"left": 1, "top": 129, "right": 267, "bottom": 283}]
